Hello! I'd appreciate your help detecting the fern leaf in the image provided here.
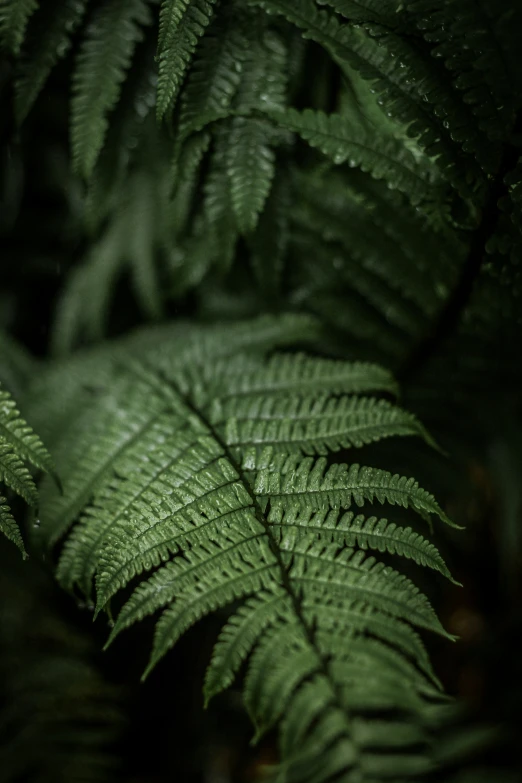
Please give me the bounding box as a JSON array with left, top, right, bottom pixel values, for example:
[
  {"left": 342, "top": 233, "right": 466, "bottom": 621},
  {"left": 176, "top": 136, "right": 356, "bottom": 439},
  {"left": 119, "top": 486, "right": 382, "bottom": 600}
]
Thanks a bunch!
[
  {"left": 28, "top": 317, "right": 455, "bottom": 778},
  {"left": 170, "top": 131, "right": 211, "bottom": 232},
  {"left": 269, "top": 107, "right": 440, "bottom": 205},
  {"left": 0, "top": 0, "right": 38, "bottom": 54},
  {"left": 198, "top": 127, "right": 238, "bottom": 273},
  {"left": 286, "top": 536, "right": 448, "bottom": 636},
  {"left": 0, "top": 383, "right": 54, "bottom": 474},
  {"left": 269, "top": 506, "right": 454, "bottom": 580},
  {"left": 244, "top": 624, "right": 322, "bottom": 737},
  {"left": 0, "top": 382, "right": 53, "bottom": 555},
  {"left": 125, "top": 168, "right": 165, "bottom": 320},
  {"left": 36, "top": 372, "right": 173, "bottom": 551},
  {"left": 0, "top": 494, "right": 26, "bottom": 555},
  {"left": 226, "top": 116, "right": 276, "bottom": 234},
  {"left": 178, "top": 6, "right": 249, "bottom": 140},
  {"left": 317, "top": 1, "right": 407, "bottom": 26},
  {"left": 218, "top": 394, "right": 434, "bottom": 459},
  {"left": 212, "top": 353, "right": 398, "bottom": 399},
  {"left": 104, "top": 527, "right": 275, "bottom": 645},
  {"left": 14, "top": 0, "right": 89, "bottom": 123},
  {"left": 255, "top": 456, "right": 453, "bottom": 525},
  {"left": 156, "top": 0, "right": 217, "bottom": 121},
  {"left": 71, "top": 0, "right": 152, "bottom": 179},
  {"left": 142, "top": 536, "right": 279, "bottom": 677},
  {"left": 250, "top": 0, "right": 485, "bottom": 186},
  {"left": 204, "top": 588, "right": 291, "bottom": 704},
  {"left": 302, "top": 589, "right": 439, "bottom": 683},
  {"left": 0, "top": 440, "right": 38, "bottom": 506},
  {"left": 248, "top": 170, "right": 290, "bottom": 297}
]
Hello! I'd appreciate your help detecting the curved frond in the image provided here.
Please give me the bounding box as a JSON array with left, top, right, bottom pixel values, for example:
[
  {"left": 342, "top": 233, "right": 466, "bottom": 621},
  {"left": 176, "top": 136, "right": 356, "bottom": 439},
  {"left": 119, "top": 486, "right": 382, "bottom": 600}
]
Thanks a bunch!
[
  {"left": 14, "top": 0, "right": 89, "bottom": 122},
  {"left": 269, "top": 107, "right": 441, "bottom": 205},
  {"left": 0, "top": 383, "right": 54, "bottom": 474},
  {"left": 0, "top": 382, "right": 53, "bottom": 555},
  {"left": 71, "top": 0, "right": 152, "bottom": 178},
  {"left": 0, "top": 495, "right": 25, "bottom": 554},
  {"left": 268, "top": 506, "right": 454, "bottom": 580},
  {"left": 27, "top": 316, "right": 455, "bottom": 779},
  {"left": 254, "top": 455, "right": 452, "bottom": 525},
  {"left": 156, "top": 0, "right": 218, "bottom": 121},
  {"left": 0, "top": 0, "right": 38, "bottom": 54},
  {"left": 250, "top": 0, "right": 488, "bottom": 187}
]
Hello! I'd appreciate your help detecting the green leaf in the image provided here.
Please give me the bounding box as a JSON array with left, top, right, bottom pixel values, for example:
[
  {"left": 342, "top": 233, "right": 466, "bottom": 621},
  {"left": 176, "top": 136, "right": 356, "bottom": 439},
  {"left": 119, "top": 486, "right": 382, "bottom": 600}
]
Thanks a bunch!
[
  {"left": 269, "top": 107, "right": 440, "bottom": 205},
  {"left": 0, "top": 494, "right": 27, "bottom": 556},
  {"left": 156, "top": 0, "right": 218, "bottom": 121},
  {"left": 71, "top": 0, "right": 152, "bottom": 178},
  {"left": 14, "top": 0, "right": 89, "bottom": 122},
  {"left": 226, "top": 117, "right": 276, "bottom": 234},
  {"left": 0, "top": 0, "right": 38, "bottom": 54},
  {"left": 27, "top": 317, "right": 454, "bottom": 777},
  {"left": 0, "top": 383, "right": 54, "bottom": 474}
]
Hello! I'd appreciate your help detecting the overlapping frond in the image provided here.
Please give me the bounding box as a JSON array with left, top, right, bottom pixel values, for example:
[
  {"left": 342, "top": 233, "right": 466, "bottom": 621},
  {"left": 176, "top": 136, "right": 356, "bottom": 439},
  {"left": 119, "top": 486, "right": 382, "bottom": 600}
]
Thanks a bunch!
[
  {"left": 26, "top": 315, "right": 455, "bottom": 780},
  {"left": 156, "top": 0, "right": 218, "bottom": 121},
  {"left": 269, "top": 107, "right": 441, "bottom": 205},
  {"left": 71, "top": 0, "right": 152, "bottom": 178},
  {"left": 14, "top": 0, "right": 89, "bottom": 122},
  {"left": 249, "top": 0, "right": 492, "bottom": 186},
  {"left": 0, "top": 382, "right": 54, "bottom": 555}
]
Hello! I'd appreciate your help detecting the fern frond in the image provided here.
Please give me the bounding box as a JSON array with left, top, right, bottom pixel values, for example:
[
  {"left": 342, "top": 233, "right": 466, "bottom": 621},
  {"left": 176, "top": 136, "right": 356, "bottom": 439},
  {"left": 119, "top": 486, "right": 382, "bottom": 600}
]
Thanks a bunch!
[
  {"left": 211, "top": 352, "right": 398, "bottom": 399},
  {"left": 226, "top": 116, "right": 276, "bottom": 234},
  {"left": 218, "top": 394, "right": 436, "bottom": 460},
  {"left": 0, "top": 495, "right": 25, "bottom": 554},
  {"left": 0, "top": 440, "right": 38, "bottom": 506},
  {"left": 248, "top": 170, "right": 290, "bottom": 297},
  {"left": 156, "top": 0, "right": 218, "bottom": 121},
  {"left": 197, "top": 127, "right": 238, "bottom": 273},
  {"left": 204, "top": 587, "right": 292, "bottom": 703},
  {"left": 269, "top": 107, "right": 441, "bottom": 205},
  {"left": 0, "top": 382, "right": 53, "bottom": 555},
  {"left": 285, "top": 535, "right": 448, "bottom": 634},
  {"left": 0, "top": 0, "right": 38, "bottom": 54},
  {"left": 71, "top": 0, "right": 152, "bottom": 179},
  {"left": 178, "top": 5, "right": 249, "bottom": 140},
  {"left": 255, "top": 456, "right": 452, "bottom": 525},
  {"left": 250, "top": 0, "right": 487, "bottom": 187},
  {"left": 268, "top": 506, "right": 454, "bottom": 580},
  {"left": 0, "top": 383, "right": 54, "bottom": 474},
  {"left": 14, "top": 0, "right": 89, "bottom": 123},
  {"left": 28, "top": 316, "right": 456, "bottom": 778}
]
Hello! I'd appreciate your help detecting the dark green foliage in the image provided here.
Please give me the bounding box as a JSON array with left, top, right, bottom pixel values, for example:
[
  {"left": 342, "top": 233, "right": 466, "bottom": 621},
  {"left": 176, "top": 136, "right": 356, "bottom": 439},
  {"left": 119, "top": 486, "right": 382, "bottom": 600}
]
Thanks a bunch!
[
  {"left": 22, "top": 315, "right": 453, "bottom": 779},
  {"left": 1, "top": 0, "right": 522, "bottom": 780},
  {"left": 0, "top": 379, "right": 54, "bottom": 555}
]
